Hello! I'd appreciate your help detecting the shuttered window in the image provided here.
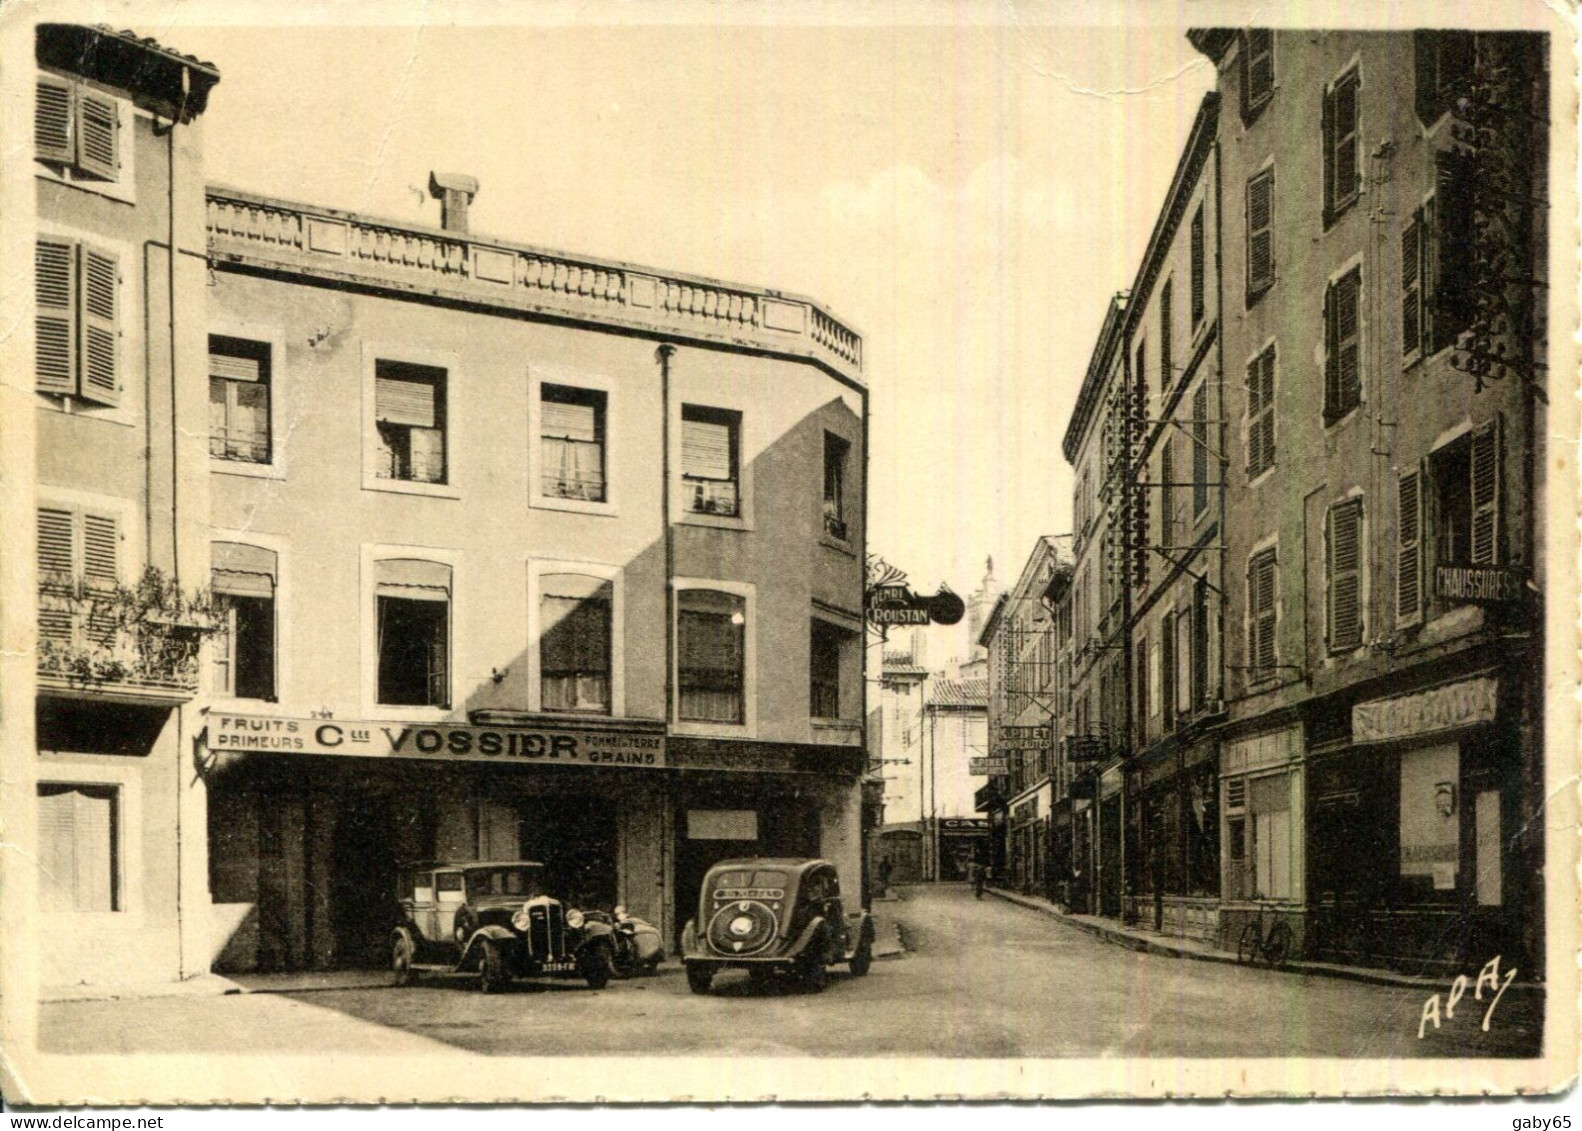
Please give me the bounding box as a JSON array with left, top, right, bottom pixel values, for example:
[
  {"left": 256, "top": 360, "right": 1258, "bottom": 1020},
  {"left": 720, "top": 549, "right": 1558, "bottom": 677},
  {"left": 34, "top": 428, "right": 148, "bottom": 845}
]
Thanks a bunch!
[
  {"left": 678, "top": 590, "right": 745, "bottom": 723},
  {"left": 211, "top": 542, "right": 278, "bottom": 700},
  {"left": 1190, "top": 203, "right": 1206, "bottom": 328},
  {"left": 1160, "top": 439, "right": 1174, "bottom": 554},
  {"left": 35, "top": 238, "right": 119, "bottom": 404},
  {"left": 681, "top": 405, "right": 741, "bottom": 517},
  {"left": 1246, "top": 345, "right": 1276, "bottom": 478},
  {"left": 1402, "top": 216, "right": 1424, "bottom": 359},
  {"left": 1247, "top": 548, "right": 1277, "bottom": 679},
  {"left": 37, "top": 506, "right": 121, "bottom": 653},
  {"left": 1160, "top": 279, "right": 1174, "bottom": 392},
  {"left": 1397, "top": 470, "right": 1423, "bottom": 626},
  {"left": 1470, "top": 417, "right": 1502, "bottom": 566},
  {"left": 1414, "top": 31, "right": 1476, "bottom": 127},
  {"left": 375, "top": 558, "right": 450, "bottom": 707},
  {"left": 1327, "top": 498, "right": 1364, "bottom": 653},
  {"left": 1246, "top": 169, "right": 1275, "bottom": 299},
  {"left": 34, "top": 74, "right": 119, "bottom": 181},
  {"left": 1241, "top": 29, "right": 1274, "bottom": 120},
  {"left": 540, "top": 573, "right": 612, "bottom": 713},
  {"left": 1192, "top": 383, "right": 1208, "bottom": 518},
  {"left": 38, "top": 784, "right": 119, "bottom": 912},
  {"left": 1323, "top": 67, "right": 1361, "bottom": 226},
  {"left": 1160, "top": 610, "right": 1175, "bottom": 733},
  {"left": 1324, "top": 268, "right": 1363, "bottom": 422},
  {"left": 540, "top": 385, "right": 606, "bottom": 502},
  {"left": 1433, "top": 151, "right": 1476, "bottom": 353},
  {"left": 209, "top": 336, "right": 272, "bottom": 464},
  {"left": 375, "top": 361, "right": 447, "bottom": 484}
]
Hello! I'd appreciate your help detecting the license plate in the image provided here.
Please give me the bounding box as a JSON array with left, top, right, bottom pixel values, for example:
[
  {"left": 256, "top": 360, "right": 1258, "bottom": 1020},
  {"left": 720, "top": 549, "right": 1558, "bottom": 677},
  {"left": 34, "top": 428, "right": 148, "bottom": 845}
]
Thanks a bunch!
[{"left": 540, "top": 961, "right": 576, "bottom": 973}]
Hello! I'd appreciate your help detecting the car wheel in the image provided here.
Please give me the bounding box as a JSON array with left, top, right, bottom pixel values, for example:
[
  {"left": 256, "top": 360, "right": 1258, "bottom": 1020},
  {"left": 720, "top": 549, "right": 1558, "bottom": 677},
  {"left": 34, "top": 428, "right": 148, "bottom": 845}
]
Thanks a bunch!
[
  {"left": 391, "top": 930, "right": 416, "bottom": 987},
  {"left": 798, "top": 929, "right": 831, "bottom": 994},
  {"left": 478, "top": 939, "right": 505, "bottom": 994},
  {"left": 686, "top": 964, "right": 713, "bottom": 995},
  {"left": 609, "top": 936, "right": 637, "bottom": 980},
  {"left": 580, "top": 942, "right": 614, "bottom": 990},
  {"left": 849, "top": 933, "right": 874, "bottom": 977}
]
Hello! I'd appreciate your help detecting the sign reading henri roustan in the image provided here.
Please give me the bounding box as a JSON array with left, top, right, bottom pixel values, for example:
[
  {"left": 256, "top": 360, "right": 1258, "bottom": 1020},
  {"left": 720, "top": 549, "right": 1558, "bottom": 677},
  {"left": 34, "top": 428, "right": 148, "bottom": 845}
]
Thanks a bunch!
[{"left": 208, "top": 713, "right": 666, "bottom": 767}]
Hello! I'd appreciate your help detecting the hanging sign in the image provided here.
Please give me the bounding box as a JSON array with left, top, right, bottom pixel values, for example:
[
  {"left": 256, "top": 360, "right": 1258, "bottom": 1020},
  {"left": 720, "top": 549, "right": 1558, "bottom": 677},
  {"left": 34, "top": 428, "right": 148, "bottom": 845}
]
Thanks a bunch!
[{"left": 866, "top": 582, "right": 965, "bottom": 626}]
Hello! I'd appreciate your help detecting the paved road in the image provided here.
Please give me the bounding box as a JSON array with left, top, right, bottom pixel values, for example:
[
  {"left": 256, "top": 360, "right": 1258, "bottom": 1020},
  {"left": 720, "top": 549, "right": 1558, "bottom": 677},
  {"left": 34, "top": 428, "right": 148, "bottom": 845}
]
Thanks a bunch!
[{"left": 41, "top": 885, "right": 1541, "bottom": 1058}]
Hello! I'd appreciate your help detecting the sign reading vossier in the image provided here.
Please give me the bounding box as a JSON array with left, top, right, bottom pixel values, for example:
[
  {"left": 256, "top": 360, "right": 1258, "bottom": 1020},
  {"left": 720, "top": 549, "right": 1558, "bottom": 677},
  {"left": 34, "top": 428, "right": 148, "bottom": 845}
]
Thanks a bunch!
[{"left": 207, "top": 713, "right": 666, "bottom": 767}]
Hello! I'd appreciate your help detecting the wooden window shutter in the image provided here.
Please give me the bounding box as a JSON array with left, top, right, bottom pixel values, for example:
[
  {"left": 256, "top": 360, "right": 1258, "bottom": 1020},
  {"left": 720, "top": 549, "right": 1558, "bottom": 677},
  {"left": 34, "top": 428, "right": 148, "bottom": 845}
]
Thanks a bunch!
[
  {"left": 682, "top": 416, "right": 733, "bottom": 479},
  {"left": 82, "top": 513, "right": 118, "bottom": 587},
  {"left": 1324, "top": 280, "right": 1338, "bottom": 415},
  {"left": 1321, "top": 85, "right": 1336, "bottom": 222},
  {"left": 35, "top": 75, "right": 73, "bottom": 164},
  {"left": 1246, "top": 172, "right": 1273, "bottom": 294},
  {"left": 1397, "top": 469, "right": 1422, "bottom": 625},
  {"left": 1160, "top": 279, "right": 1173, "bottom": 388},
  {"left": 1401, "top": 216, "right": 1422, "bottom": 357},
  {"left": 1192, "top": 383, "right": 1208, "bottom": 516},
  {"left": 1434, "top": 151, "right": 1477, "bottom": 350},
  {"left": 78, "top": 246, "right": 119, "bottom": 405},
  {"left": 1246, "top": 30, "right": 1274, "bottom": 105},
  {"left": 1254, "top": 552, "right": 1277, "bottom": 673},
  {"left": 76, "top": 91, "right": 119, "bottom": 181},
  {"left": 35, "top": 239, "right": 76, "bottom": 394},
  {"left": 209, "top": 353, "right": 262, "bottom": 383},
  {"left": 1414, "top": 31, "right": 1439, "bottom": 126},
  {"left": 1246, "top": 356, "right": 1264, "bottom": 476},
  {"left": 1259, "top": 349, "right": 1276, "bottom": 471},
  {"left": 1333, "top": 73, "right": 1359, "bottom": 209},
  {"left": 1327, "top": 499, "right": 1363, "bottom": 651},
  {"left": 376, "top": 370, "right": 439, "bottom": 427},
  {"left": 1190, "top": 205, "right": 1206, "bottom": 326},
  {"left": 1470, "top": 416, "right": 1502, "bottom": 565},
  {"left": 37, "top": 507, "right": 75, "bottom": 580}
]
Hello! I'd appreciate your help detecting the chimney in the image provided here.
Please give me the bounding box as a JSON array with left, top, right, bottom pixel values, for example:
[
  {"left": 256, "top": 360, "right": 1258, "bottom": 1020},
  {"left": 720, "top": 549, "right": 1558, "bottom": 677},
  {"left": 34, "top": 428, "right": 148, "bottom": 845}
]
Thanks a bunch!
[{"left": 429, "top": 172, "right": 479, "bottom": 234}]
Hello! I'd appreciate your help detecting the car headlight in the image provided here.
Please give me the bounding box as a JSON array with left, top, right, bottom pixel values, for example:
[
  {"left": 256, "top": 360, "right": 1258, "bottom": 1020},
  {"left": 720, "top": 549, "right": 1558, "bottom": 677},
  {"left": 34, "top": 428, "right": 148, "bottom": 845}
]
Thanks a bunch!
[
  {"left": 511, "top": 907, "right": 531, "bottom": 932},
  {"left": 566, "top": 908, "right": 585, "bottom": 928}
]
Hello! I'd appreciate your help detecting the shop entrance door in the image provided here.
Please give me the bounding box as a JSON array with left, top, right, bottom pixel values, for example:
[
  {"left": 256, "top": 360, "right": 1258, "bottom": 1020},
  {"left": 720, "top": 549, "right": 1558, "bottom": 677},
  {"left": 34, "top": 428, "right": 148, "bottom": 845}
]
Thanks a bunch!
[
  {"left": 332, "top": 794, "right": 398, "bottom": 968},
  {"left": 1099, "top": 794, "right": 1123, "bottom": 918},
  {"left": 520, "top": 794, "right": 618, "bottom": 912},
  {"left": 672, "top": 799, "right": 818, "bottom": 948}
]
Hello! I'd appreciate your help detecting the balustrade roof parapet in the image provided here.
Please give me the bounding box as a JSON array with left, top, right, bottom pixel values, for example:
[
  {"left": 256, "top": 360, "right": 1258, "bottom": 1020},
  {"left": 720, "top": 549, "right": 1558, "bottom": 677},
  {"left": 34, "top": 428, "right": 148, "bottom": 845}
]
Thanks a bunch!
[{"left": 204, "top": 183, "right": 864, "bottom": 388}]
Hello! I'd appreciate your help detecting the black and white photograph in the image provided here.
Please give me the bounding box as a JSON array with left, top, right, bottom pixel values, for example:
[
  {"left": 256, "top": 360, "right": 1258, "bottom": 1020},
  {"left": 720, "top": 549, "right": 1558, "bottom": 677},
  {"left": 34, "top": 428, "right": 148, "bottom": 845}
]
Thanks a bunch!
[{"left": 0, "top": 0, "right": 1575, "bottom": 1106}]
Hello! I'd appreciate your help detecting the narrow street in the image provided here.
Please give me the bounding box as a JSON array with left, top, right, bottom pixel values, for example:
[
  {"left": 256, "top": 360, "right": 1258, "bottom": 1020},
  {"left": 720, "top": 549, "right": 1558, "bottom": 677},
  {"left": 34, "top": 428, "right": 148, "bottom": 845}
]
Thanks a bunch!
[{"left": 42, "top": 886, "right": 1542, "bottom": 1059}]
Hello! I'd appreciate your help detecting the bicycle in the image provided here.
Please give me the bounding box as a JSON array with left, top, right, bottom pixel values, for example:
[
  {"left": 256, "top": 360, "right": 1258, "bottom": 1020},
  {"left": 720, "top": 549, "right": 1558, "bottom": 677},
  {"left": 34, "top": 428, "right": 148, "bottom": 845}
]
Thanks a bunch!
[{"left": 1236, "top": 899, "right": 1294, "bottom": 968}]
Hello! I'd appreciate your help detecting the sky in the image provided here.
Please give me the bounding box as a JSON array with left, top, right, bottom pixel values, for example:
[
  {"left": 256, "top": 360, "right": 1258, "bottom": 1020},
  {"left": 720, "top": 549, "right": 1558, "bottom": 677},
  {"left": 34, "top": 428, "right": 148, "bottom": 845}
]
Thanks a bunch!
[{"left": 151, "top": 7, "right": 1215, "bottom": 600}]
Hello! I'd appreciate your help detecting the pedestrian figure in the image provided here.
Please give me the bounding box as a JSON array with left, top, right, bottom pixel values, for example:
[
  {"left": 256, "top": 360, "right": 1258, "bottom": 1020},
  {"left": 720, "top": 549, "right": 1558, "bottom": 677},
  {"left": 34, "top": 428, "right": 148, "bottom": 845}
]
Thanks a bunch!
[
  {"left": 968, "top": 858, "right": 985, "bottom": 899},
  {"left": 878, "top": 855, "right": 893, "bottom": 897}
]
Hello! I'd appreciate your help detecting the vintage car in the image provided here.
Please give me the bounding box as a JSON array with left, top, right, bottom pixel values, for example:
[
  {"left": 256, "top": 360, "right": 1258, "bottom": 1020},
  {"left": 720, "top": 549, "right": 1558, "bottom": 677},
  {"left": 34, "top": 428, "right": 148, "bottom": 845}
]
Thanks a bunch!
[
  {"left": 680, "top": 858, "right": 874, "bottom": 994},
  {"left": 389, "top": 860, "right": 618, "bottom": 991}
]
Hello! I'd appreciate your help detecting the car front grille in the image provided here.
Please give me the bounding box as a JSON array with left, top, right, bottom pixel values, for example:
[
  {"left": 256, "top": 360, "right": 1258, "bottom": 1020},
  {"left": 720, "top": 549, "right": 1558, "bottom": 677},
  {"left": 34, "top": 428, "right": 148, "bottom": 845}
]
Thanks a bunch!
[{"left": 527, "top": 901, "right": 566, "bottom": 959}]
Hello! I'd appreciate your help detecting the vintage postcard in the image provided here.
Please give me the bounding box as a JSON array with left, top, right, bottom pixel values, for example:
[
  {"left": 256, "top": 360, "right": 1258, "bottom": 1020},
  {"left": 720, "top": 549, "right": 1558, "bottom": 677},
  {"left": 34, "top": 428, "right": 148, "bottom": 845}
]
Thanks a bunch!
[{"left": 0, "top": 0, "right": 1575, "bottom": 1106}]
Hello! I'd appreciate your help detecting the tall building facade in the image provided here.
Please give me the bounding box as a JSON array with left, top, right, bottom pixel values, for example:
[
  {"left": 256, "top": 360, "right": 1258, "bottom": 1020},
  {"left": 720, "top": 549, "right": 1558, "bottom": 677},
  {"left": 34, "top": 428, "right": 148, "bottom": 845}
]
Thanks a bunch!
[
  {"left": 1189, "top": 28, "right": 1548, "bottom": 970},
  {"left": 14, "top": 22, "right": 870, "bottom": 986}
]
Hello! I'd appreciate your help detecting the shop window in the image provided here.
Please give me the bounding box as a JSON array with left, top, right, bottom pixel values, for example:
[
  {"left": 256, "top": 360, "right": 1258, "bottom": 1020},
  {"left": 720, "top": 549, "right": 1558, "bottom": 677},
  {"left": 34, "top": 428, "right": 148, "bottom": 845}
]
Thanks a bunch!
[
  {"left": 1246, "top": 547, "right": 1277, "bottom": 681},
  {"left": 1246, "top": 344, "right": 1276, "bottom": 478},
  {"left": 209, "top": 336, "right": 272, "bottom": 464},
  {"left": 540, "top": 384, "right": 606, "bottom": 502},
  {"left": 1189, "top": 202, "right": 1206, "bottom": 328},
  {"left": 35, "top": 237, "right": 120, "bottom": 405},
  {"left": 1399, "top": 744, "right": 1460, "bottom": 895},
  {"left": 375, "top": 559, "right": 451, "bottom": 708},
  {"left": 678, "top": 589, "right": 745, "bottom": 723},
  {"left": 38, "top": 782, "right": 119, "bottom": 912},
  {"left": 540, "top": 573, "right": 612, "bottom": 714},
  {"left": 1326, "top": 497, "right": 1365, "bottom": 653},
  {"left": 35, "top": 73, "right": 119, "bottom": 181},
  {"left": 1323, "top": 66, "right": 1362, "bottom": 227},
  {"left": 1248, "top": 773, "right": 1291, "bottom": 899},
  {"left": 1191, "top": 576, "right": 1210, "bottom": 709},
  {"left": 1414, "top": 31, "right": 1475, "bottom": 127},
  {"left": 1160, "top": 611, "right": 1175, "bottom": 734},
  {"left": 822, "top": 432, "right": 850, "bottom": 541},
  {"left": 1245, "top": 169, "right": 1275, "bottom": 301},
  {"left": 375, "top": 360, "right": 447, "bottom": 484},
  {"left": 1186, "top": 768, "right": 1220, "bottom": 895},
  {"left": 1240, "top": 29, "right": 1274, "bottom": 122},
  {"left": 681, "top": 405, "right": 740, "bottom": 517},
  {"left": 810, "top": 618, "right": 845, "bottom": 719},
  {"left": 1323, "top": 267, "right": 1362, "bottom": 423},
  {"left": 211, "top": 542, "right": 277, "bottom": 700}
]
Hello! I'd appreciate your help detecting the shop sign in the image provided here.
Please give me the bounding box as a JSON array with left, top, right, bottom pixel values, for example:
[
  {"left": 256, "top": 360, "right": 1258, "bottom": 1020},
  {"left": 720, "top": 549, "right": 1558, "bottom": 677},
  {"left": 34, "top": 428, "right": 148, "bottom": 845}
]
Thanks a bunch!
[
  {"left": 1352, "top": 677, "right": 1498, "bottom": 745},
  {"left": 939, "top": 817, "right": 988, "bottom": 837},
  {"left": 969, "top": 756, "right": 1009, "bottom": 775},
  {"left": 866, "top": 582, "right": 966, "bottom": 627},
  {"left": 1000, "top": 724, "right": 1051, "bottom": 750},
  {"left": 1063, "top": 735, "right": 1108, "bottom": 762},
  {"left": 207, "top": 712, "right": 666, "bottom": 768},
  {"left": 1434, "top": 565, "right": 1524, "bottom": 604}
]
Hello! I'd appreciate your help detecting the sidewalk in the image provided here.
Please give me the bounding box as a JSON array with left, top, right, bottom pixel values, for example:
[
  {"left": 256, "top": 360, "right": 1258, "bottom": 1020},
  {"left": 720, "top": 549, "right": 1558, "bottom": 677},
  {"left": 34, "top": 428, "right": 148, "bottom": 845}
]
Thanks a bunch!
[{"left": 983, "top": 885, "right": 1539, "bottom": 994}]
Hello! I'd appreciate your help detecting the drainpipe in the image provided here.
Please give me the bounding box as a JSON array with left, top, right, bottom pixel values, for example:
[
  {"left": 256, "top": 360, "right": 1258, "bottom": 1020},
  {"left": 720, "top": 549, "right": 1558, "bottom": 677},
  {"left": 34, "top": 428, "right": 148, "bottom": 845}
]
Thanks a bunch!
[
  {"left": 167, "top": 68, "right": 190, "bottom": 978},
  {"left": 656, "top": 343, "right": 676, "bottom": 940}
]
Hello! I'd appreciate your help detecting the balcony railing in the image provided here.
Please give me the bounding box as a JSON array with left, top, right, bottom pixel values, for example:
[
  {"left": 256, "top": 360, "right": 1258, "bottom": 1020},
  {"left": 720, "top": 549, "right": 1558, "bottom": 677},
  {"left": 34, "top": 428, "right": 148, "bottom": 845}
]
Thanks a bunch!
[
  {"left": 206, "top": 186, "right": 863, "bottom": 383},
  {"left": 37, "top": 600, "right": 202, "bottom": 703}
]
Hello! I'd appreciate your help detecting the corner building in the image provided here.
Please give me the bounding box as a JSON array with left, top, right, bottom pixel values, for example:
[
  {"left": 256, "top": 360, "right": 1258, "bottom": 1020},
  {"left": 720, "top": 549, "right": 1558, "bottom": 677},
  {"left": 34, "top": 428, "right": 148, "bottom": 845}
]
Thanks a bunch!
[{"left": 200, "top": 181, "right": 869, "bottom": 967}]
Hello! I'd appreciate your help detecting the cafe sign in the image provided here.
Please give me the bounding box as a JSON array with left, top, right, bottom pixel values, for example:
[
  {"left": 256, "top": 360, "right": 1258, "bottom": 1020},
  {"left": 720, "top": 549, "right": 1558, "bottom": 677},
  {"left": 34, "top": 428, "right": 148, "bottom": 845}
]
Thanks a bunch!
[{"left": 207, "top": 713, "right": 666, "bottom": 767}]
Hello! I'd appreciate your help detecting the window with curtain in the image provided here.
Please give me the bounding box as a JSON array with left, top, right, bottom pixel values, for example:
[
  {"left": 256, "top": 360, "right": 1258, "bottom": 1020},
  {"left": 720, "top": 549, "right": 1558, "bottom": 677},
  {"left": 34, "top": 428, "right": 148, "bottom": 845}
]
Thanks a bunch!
[
  {"left": 540, "top": 574, "right": 612, "bottom": 713},
  {"left": 682, "top": 405, "right": 740, "bottom": 517},
  {"left": 678, "top": 589, "right": 745, "bottom": 723},
  {"left": 209, "top": 336, "right": 272, "bottom": 463},
  {"left": 375, "top": 360, "right": 447, "bottom": 484},
  {"left": 540, "top": 384, "right": 606, "bottom": 502},
  {"left": 809, "top": 619, "right": 844, "bottom": 719},
  {"left": 38, "top": 782, "right": 118, "bottom": 912},
  {"left": 822, "top": 432, "right": 850, "bottom": 540},
  {"left": 375, "top": 559, "right": 451, "bottom": 707}
]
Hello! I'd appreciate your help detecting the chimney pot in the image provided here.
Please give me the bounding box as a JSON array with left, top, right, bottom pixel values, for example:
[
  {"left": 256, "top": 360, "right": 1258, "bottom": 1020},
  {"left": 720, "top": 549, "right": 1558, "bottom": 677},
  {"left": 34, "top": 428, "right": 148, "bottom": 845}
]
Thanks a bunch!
[{"left": 429, "top": 172, "right": 479, "bottom": 234}]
